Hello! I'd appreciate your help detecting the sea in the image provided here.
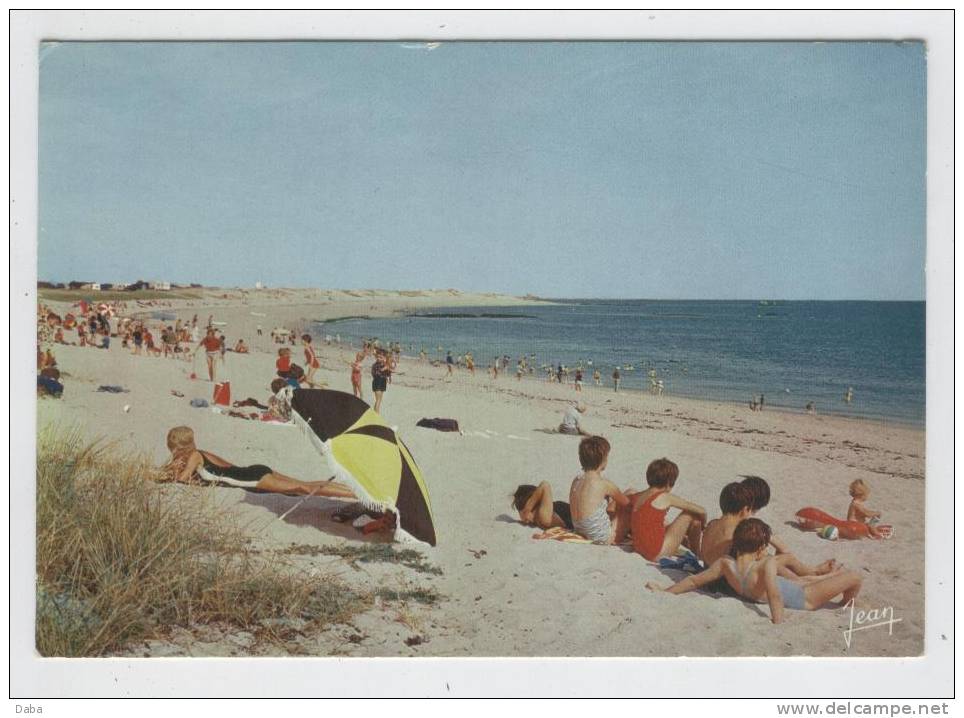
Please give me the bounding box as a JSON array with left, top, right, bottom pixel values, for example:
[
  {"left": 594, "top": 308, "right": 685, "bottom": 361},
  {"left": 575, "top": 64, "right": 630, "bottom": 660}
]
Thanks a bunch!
[{"left": 313, "top": 300, "right": 925, "bottom": 426}]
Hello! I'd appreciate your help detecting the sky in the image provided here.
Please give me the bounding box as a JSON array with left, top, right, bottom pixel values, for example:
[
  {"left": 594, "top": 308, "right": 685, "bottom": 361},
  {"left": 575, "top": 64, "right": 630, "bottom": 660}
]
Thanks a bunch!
[{"left": 38, "top": 41, "right": 926, "bottom": 300}]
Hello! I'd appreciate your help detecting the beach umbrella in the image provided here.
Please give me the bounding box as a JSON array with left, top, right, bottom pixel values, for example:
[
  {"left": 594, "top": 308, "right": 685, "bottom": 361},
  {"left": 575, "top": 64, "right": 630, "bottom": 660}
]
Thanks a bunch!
[{"left": 288, "top": 388, "right": 437, "bottom": 546}]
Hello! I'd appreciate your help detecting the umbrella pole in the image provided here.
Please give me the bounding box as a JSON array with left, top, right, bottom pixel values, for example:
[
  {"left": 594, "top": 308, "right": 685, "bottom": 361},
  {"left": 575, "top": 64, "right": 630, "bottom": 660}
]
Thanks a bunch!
[{"left": 273, "top": 475, "right": 337, "bottom": 524}]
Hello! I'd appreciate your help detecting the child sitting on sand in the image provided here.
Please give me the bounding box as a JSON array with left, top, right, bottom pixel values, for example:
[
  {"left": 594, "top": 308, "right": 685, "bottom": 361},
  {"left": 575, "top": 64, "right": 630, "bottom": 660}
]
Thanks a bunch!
[
  {"left": 568, "top": 436, "right": 633, "bottom": 545},
  {"left": 631, "top": 458, "right": 706, "bottom": 561},
  {"left": 512, "top": 482, "right": 573, "bottom": 531},
  {"left": 847, "top": 479, "right": 887, "bottom": 539},
  {"left": 647, "top": 518, "right": 863, "bottom": 624},
  {"left": 701, "top": 482, "right": 837, "bottom": 578},
  {"left": 739, "top": 475, "right": 790, "bottom": 554}
]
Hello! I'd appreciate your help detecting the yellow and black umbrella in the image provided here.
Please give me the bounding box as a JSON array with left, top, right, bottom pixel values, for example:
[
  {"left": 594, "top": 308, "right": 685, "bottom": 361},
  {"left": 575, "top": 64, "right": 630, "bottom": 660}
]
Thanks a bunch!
[{"left": 290, "top": 389, "right": 437, "bottom": 546}]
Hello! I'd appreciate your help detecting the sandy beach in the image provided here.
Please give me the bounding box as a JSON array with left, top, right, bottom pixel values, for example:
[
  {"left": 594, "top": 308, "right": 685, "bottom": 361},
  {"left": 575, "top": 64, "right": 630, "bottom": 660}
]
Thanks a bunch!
[{"left": 37, "top": 288, "right": 925, "bottom": 658}]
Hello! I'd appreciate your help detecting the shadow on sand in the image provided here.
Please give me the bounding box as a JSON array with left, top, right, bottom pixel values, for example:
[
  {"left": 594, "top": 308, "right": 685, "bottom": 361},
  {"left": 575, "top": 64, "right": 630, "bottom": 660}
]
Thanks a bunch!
[{"left": 239, "top": 493, "right": 391, "bottom": 543}]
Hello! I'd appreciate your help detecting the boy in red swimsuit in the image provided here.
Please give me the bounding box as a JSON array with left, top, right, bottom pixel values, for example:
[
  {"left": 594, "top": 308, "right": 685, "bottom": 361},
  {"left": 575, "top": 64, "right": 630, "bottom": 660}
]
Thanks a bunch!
[{"left": 631, "top": 458, "right": 706, "bottom": 561}]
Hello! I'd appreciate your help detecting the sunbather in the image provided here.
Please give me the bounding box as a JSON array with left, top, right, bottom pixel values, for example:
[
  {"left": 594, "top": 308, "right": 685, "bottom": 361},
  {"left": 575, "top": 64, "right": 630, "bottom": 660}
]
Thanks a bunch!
[
  {"left": 161, "top": 426, "right": 356, "bottom": 498},
  {"left": 648, "top": 518, "right": 862, "bottom": 624},
  {"left": 512, "top": 482, "right": 573, "bottom": 530}
]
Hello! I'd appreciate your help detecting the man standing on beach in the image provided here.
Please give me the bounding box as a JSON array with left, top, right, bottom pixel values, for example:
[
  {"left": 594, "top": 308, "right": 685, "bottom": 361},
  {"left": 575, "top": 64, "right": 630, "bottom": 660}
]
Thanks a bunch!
[
  {"left": 197, "top": 328, "right": 222, "bottom": 382},
  {"left": 612, "top": 367, "right": 621, "bottom": 392},
  {"left": 446, "top": 351, "right": 455, "bottom": 377}
]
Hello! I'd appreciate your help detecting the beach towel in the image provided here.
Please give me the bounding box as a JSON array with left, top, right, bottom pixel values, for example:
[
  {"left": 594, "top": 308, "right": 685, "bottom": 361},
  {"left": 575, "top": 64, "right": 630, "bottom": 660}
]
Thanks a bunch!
[
  {"left": 532, "top": 527, "right": 592, "bottom": 543},
  {"left": 416, "top": 418, "right": 460, "bottom": 432},
  {"left": 658, "top": 548, "right": 704, "bottom": 573}
]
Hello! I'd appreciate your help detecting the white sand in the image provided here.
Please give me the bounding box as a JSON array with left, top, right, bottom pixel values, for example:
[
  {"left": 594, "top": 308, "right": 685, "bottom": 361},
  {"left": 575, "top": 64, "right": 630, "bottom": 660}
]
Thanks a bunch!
[{"left": 37, "top": 289, "right": 924, "bottom": 657}]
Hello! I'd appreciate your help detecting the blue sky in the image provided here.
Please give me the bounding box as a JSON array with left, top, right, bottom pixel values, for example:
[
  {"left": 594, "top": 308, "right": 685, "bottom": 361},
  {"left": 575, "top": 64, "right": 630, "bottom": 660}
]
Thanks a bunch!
[{"left": 39, "top": 41, "right": 925, "bottom": 299}]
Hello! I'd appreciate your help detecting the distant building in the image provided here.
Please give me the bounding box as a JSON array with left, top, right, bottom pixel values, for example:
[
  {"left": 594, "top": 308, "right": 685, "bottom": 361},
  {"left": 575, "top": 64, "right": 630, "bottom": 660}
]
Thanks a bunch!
[
  {"left": 90, "top": 283, "right": 101, "bottom": 291},
  {"left": 255, "top": 281, "right": 264, "bottom": 290},
  {"left": 150, "top": 281, "right": 172, "bottom": 291}
]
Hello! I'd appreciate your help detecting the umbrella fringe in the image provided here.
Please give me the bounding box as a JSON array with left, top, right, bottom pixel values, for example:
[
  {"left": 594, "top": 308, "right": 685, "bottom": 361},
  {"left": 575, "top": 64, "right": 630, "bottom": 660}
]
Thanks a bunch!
[{"left": 291, "top": 408, "right": 399, "bottom": 524}]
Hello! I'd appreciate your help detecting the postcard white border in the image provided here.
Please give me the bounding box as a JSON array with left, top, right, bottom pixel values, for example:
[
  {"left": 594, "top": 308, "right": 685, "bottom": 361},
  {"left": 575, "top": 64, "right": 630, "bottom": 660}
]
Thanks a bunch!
[{"left": 8, "top": 9, "right": 955, "bottom": 700}]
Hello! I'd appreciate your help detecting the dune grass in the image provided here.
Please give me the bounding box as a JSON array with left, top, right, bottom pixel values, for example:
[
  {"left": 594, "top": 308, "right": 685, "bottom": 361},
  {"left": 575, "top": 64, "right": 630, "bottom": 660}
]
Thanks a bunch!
[{"left": 35, "top": 430, "right": 373, "bottom": 656}]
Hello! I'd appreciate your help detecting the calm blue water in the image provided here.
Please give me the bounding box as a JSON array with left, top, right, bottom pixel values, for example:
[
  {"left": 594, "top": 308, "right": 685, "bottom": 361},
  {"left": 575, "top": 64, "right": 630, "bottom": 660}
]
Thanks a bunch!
[{"left": 316, "top": 301, "right": 925, "bottom": 425}]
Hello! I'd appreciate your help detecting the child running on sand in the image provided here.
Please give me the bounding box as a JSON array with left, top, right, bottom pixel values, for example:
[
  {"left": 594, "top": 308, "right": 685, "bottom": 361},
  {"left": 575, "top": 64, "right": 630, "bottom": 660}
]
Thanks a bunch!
[
  {"left": 847, "top": 479, "right": 887, "bottom": 538},
  {"left": 647, "top": 518, "right": 863, "bottom": 624},
  {"left": 568, "top": 436, "right": 633, "bottom": 545},
  {"left": 631, "top": 458, "right": 706, "bottom": 561},
  {"left": 512, "top": 482, "right": 574, "bottom": 531},
  {"left": 701, "top": 482, "right": 837, "bottom": 577}
]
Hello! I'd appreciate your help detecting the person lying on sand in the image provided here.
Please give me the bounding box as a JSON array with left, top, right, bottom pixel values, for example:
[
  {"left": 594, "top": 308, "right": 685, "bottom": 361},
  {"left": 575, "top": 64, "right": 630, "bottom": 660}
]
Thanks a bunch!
[
  {"left": 558, "top": 404, "right": 589, "bottom": 435},
  {"left": 631, "top": 458, "right": 706, "bottom": 561},
  {"left": 161, "top": 426, "right": 356, "bottom": 499},
  {"left": 702, "top": 482, "right": 837, "bottom": 578},
  {"left": 569, "top": 436, "right": 634, "bottom": 545},
  {"left": 512, "top": 482, "right": 573, "bottom": 531},
  {"left": 647, "top": 518, "right": 862, "bottom": 624}
]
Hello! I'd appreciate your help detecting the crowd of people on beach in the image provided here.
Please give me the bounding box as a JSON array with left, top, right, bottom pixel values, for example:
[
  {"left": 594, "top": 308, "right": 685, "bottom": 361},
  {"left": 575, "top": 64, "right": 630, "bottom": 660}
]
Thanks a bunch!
[{"left": 512, "top": 435, "right": 877, "bottom": 624}]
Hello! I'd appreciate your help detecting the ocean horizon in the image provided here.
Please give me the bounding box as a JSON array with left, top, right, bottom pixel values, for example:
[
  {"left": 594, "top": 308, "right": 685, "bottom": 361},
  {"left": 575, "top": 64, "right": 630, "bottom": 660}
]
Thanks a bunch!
[{"left": 314, "top": 299, "right": 925, "bottom": 426}]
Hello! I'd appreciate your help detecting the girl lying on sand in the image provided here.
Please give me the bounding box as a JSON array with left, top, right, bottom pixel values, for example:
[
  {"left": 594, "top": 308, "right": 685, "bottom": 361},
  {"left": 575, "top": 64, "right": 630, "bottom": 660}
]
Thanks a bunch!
[
  {"left": 512, "top": 482, "right": 574, "bottom": 531},
  {"left": 161, "top": 426, "right": 356, "bottom": 499},
  {"left": 647, "top": 518, "right": 862, "bottom": 624}
]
